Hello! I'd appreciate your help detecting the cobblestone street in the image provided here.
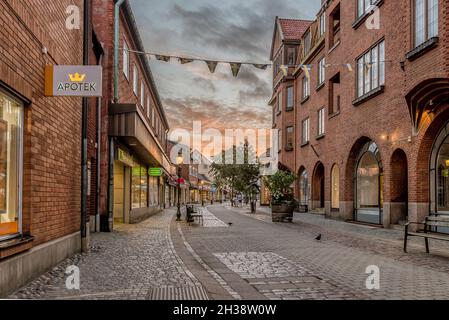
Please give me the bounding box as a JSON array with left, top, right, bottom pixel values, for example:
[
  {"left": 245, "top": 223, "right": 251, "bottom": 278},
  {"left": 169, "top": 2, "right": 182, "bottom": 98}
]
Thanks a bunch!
[{"left": 10, "top": 204, "right": 449, "bottom": 300}]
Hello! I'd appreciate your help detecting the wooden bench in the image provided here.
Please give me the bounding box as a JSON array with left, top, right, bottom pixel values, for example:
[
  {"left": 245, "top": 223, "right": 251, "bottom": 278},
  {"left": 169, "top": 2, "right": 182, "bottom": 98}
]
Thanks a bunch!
[{"left": 404, "top": 215, "right": 449, "bottom": 253}]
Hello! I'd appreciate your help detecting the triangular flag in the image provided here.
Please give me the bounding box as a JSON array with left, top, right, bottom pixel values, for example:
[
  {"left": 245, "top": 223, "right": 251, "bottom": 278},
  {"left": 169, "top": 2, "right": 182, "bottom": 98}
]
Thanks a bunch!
[
  {"left": 301, "top": 65, "right": 311, "bottom": 79},
  {"left": 179, "top": 57, "right": 194, "bottom": 64},
  {"left": 156, "top": 55, "right": 170, "bottom": 62},
  {"left": 205, "top": 61, "right": 218, "bottom": 73},
  {"left": 280, "top": 65, "right": 288, "bottom": 76},
  {"left": 253, "top": 64, "right": 269, "bottom": 70},
  {"left": 230, "top": 63, "right": 242, "bottom": 77},
  {"left": 345, "top": 63, "right": 353, "bottom": 72}
]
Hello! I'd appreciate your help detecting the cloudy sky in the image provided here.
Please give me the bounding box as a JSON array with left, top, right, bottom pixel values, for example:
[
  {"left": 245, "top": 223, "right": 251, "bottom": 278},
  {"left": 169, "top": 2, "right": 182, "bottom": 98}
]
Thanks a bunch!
[{"left": 130, "top": 0, "right": 320, "bottom": 155}]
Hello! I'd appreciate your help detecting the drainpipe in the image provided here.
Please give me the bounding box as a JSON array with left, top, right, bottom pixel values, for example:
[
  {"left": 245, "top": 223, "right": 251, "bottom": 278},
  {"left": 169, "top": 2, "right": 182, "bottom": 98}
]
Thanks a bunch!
[
  {"left": 96, "top": 54, "right": 103, "bottom": 233},
  {"left": 114, "top": 0, "right": 125, "bottom": 103},
  {"left": 106, "top": 0, "right": 125, "bottom": 232},
  {"left": 81, "top": 0, "right": 90, "bottom": 252}
]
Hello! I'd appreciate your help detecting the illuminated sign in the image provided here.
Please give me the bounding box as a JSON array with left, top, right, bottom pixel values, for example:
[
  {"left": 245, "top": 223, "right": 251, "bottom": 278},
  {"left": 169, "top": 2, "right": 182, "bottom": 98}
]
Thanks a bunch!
[
  {"left": 149, "top": 168, "right": 163, "bottom": 177},
  {"left": 45, "top": 65, "right": 103, "bottom": 97}
]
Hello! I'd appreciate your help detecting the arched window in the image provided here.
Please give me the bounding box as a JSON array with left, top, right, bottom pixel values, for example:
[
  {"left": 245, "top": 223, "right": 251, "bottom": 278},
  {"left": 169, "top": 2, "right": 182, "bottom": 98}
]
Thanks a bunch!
[
  {"left": 355, "top": 141, "right": 383, "bottom": 224},
  {"left": 331, "top": 165, "right": 340, "bottom": 210},
  {"left": 299, "top": 170, "right": 309, "bottom": 206},
  {"left": 436, "top": 135, "right": 449, "bottom": 213}
]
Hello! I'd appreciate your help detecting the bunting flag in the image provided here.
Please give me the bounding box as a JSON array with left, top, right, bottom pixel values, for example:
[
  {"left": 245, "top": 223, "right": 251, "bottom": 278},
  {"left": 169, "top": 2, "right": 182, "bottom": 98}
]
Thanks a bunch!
[
  {"left": 301, "top": 65, "right": 311, "bottom": 79},
  {"left": 253, "top": 64, "right": 269, "bottom": 70},
  {"left": 280, "top": 65, "right": 288, "bottom": 76},
  {"left": 122, "top": 47, "right": 394, "bottom": 77},
  {"left": 179, "top": 57, "right": 194, "bottom": 64},
  {"left": 205, "top": 61, "right": 218, "bottom": 73},
  {"left": 230, "top": 63, "right": 242, "bottom": 77},
  {"left": 345, "top": 63, "right": 353, "bottom": 72},
  {"left": 156, "top": 55, "right": 171, "bottom": 62}
]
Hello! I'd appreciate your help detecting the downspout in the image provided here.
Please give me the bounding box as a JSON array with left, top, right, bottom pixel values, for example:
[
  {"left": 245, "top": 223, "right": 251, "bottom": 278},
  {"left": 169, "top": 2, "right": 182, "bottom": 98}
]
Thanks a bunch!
[
  {"left": 81, "top": 0, "right": 90, "bottom": 253},
  {"left": 96, "top": 54, "right": 103, "bottom": 233},
  {"left": 106, "top": 0, "right": 125, "bottom": 232},
  {"left": 114, "top": 0, "right": 125, "bottom": 103}
]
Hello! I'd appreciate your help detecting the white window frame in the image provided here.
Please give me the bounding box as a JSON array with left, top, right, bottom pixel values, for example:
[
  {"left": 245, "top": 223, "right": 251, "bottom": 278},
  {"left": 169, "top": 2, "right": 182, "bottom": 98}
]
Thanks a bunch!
[
  {"left": 140, "top": 81, "right": 145, "bottom": 107},
  {"left": 414, "top": 0, "right": 439, "bottom": 47},
  {"left": 123, "top": 41, "right": 129, "bottom": 79},
  {"left": 277, "top": 91, "right": 282, "bottom": 114},
  {"left": 358, "top": 0, "right": 376, "bottom": 18},
  {"left": 302, "top": 118, "right": 310, "bottom": 145},
  {"left": 147, "top": 96, "right": 151, "bottom": 119},
  {"left": 317, "top": 108, "right": 325, "bottom": 136},
  {"left": 318, "top": 58, "right": 326, "bottom": 86},
  {"left": 303, "top": 76, "right": 310, "bottom": 99},
  {"left": 286, "top": 126, "right": 294, "bottom": 150},
  {"left": 319, "top": 12, "right": 326, "bottom": 36},
  {"left": 356, "top": 40, "right": 385, "bottom": 98},
  {"left": 287, "top": 86, "right": 294, "bottom": 110},
  {"left": 133, "top": 64, "right": 138, "bottom": 96}
]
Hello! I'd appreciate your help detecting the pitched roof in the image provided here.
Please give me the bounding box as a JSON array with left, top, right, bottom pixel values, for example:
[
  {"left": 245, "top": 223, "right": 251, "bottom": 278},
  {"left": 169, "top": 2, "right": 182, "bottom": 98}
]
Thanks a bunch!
[{"left": 278, "top": 18, "right": 312, "bottom": 40}]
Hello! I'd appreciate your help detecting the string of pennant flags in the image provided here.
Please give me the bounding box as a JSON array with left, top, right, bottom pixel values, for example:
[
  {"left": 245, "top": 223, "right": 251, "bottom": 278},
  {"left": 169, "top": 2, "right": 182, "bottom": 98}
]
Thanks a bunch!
[{"left": 123, "top": 48, "right": 393, "bottom": 79}]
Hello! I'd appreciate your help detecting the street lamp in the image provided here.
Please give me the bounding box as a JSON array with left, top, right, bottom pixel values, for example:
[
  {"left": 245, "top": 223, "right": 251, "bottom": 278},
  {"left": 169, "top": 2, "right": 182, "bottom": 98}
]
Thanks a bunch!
[{"left": 176, "top": 152, "right": 183, "bottom": 221}]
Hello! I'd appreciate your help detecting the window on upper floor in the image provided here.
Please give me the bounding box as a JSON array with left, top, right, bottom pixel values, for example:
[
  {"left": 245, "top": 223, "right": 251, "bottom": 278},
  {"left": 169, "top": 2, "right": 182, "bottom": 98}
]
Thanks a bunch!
[
  {"left": 287, "top": 86, "right": 294, "bottom": 110},
  {"left": 317, "top": 107, "right": 325, "bottom": 137},
  {"left": 357, "top": 0, "right": 376, "bottom": 19},
  {"left": 302, "top": 76, "right": 310, "bottom": 100},
  {"left": 140, "top": 81, "right": 145, "bottom": 107},
  {"left": 286, "top": 126, "right": 294, "bottom": 151},
  {"left": 133, "top": 64, "right": 138, "bottom": 96},
  {"left": 303, "top": 31, "right": 311, "bottom": 57},
  {"left": 152, "top": 107, "right": 155, "bottom": 128},
  {"left": 302, "top": 118, "right": 310, "bottom": 145},
  {"left": 330, "top": 4, "right": 341, "bottom": 48},
  {"left": 146, "top": 97, "right": 151, "bottom": 119},
  {"left": 277, "top": 91, "right": 282, "bottom": 114},
  {"left": 318, "top": 58, "right": 326, "bottom": 86},
  {"left": 287, "top": 47, "right": 296, "bottom": 65},
  {"left": 274, "top": 52, "right": 282, "bottom": 77},
  {"left": 277, "top": 129, "right": 282, "bottom": 153},
  {"left": 357, "top": 40, "right": 385, "bottom": 98},
  {"left": 414, "top": 0, "right": 438, "bottom": 47},
  {"left": 319, "top": 12, "right": 326, "bottom": 37},
  {"left": 329, "top": 73, "right": 341, "bottom": 115},
  {"left": 123, "top": 41, "right": 129, "bottom": 79}
]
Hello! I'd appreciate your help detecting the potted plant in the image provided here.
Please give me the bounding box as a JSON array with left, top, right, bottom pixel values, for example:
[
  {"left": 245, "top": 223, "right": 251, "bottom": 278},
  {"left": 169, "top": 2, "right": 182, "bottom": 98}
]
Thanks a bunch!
[{"left": 264, "top": 171, "right": 297, "bottom": 222}]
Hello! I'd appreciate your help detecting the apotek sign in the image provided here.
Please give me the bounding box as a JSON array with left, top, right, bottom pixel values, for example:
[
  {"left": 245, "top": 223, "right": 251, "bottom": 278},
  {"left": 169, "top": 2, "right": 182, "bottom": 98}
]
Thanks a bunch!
[{"left": 45, "top": 65, "right": 103, "bottom": 97}]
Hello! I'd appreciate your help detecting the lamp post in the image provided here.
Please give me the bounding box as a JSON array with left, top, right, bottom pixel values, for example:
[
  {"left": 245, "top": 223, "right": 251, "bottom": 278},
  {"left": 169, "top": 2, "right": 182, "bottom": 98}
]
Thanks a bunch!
[{"left": 176, "top": 152, "right": 183, "bottom": 221}]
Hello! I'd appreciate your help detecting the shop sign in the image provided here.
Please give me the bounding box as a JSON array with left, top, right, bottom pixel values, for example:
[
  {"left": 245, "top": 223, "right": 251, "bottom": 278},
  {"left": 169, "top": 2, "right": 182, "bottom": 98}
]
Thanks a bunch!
[
  {"left": 117, "top": 148, "right": 138, "bottom": 167},
  {"left": 149, "top": 168, "right": 163, "bottom": 177},
  {"left": 132, "top": 167, "right": 147, "bottom": 176},
  {"left": 45, "top": 65, "right": 102, "bottom": 97}
]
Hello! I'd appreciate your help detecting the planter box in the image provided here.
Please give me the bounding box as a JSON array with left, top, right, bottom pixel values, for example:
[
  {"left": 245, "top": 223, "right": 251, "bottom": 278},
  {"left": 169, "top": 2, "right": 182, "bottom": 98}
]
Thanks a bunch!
[{"left": 272, "top": 204, "right": 294, "bottom": 222}]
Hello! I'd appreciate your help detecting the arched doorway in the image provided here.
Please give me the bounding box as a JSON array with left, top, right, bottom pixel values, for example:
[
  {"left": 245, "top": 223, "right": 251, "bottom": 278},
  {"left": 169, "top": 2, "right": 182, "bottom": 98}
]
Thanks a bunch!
[
  {"left": 430, "top": 122, "right": 449, "bottom": 233},
  {"left": 298, "top": 167, "right": 309, "bottom": 212},
  {"left": 331, "top": 165, "right": 340, "bottom": 210},
  {"left": 312, "top": 162, "right": 325, "bottom": 211},
  {"left": 354, "top": 141, "right": 383, "bottom": 224},
  {"left": 390, "top": 149, "right": 408, "bottom": 224}
]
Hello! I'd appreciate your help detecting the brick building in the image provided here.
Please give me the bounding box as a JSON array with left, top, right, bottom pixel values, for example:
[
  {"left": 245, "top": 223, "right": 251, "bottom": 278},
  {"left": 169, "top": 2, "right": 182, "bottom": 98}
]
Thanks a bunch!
[
  {"left": 92, "top": 0, "right": 175, "bottom": 229},
  {"left": 0, "top": 0, "right": 87, "bottom": 296},
  {"left": 269, "top": 17, "right": 312, "bottom": 172},
  {"left": 271, "top": 0, "right": 449, "bottom": 229}
]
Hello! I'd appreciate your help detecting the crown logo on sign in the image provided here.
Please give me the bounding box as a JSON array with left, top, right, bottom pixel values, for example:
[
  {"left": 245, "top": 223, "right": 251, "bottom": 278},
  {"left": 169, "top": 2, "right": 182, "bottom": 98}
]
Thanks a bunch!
[{"left": 68, "top": 73, "right": 86, "bottom": 82}]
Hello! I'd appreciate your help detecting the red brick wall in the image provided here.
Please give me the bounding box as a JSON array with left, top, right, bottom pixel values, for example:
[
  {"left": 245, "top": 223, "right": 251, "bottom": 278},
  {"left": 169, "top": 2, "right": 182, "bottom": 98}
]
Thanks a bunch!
[
  {"left": 0, "top": 0, "right": 83, "bottom": 245},
  {"left": 92, "top": 0, "right": 169, "bottom": 220},
  {"left": 292, "top": 0, "right": 449, "bottom": 213}
]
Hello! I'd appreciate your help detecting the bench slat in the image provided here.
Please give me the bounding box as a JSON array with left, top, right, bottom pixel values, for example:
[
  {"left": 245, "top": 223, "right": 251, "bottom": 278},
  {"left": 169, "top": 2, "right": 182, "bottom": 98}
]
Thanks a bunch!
[
  {"left": 407, "top": 231, "right": 449, "bottom": 241},
  {"left": 426, "top": 216, "right": 449, "bottom": 222},
  {"left": 425, "top": 221, "right": 449, "bottom": 227}
]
